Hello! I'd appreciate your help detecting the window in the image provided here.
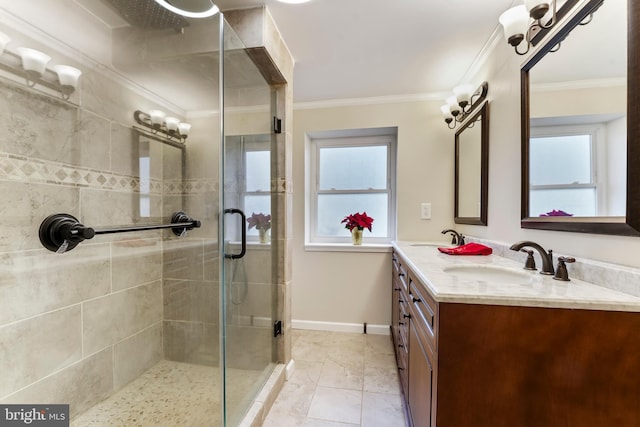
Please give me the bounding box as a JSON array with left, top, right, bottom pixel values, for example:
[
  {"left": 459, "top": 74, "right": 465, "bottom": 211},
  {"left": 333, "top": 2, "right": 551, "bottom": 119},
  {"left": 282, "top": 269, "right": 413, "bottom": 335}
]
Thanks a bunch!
[
  {"left": 529, "top": 125, "right": 600, "bottom": 217},
  {"left": 243, "top": 146, "right": 270, "bottom": 238},
  {"left": 224, "top": 134, "right": 271, "bottom": 241},
  {"left": 307, "top": 129, "right": 397, "bottom": 245}
]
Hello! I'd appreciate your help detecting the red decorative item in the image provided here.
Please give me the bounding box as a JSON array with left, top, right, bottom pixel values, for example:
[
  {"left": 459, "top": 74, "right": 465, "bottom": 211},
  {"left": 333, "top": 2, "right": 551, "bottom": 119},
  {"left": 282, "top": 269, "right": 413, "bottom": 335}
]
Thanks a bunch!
[
  {"left": 438, "top": 243, "right": 493, "bottom": 256},
  {"left": 341, "top": 211, "right": 374, "bottom": 232}
]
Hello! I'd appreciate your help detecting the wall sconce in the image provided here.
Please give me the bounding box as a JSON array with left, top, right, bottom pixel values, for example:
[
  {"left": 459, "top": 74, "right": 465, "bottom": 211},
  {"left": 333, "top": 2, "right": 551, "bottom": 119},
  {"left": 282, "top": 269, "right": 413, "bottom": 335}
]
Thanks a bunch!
[
  {"left": 0, "top": 32, "right": 82, "bottom": 99},
  {"left": 498, "top": 1, "right": 565, "bottom": 55},
  {"left": 440, "top": 82, "right": 488, "bottom": 129},
  {"left": 134, "top": 110, "right": 191, "bottom": 143}
]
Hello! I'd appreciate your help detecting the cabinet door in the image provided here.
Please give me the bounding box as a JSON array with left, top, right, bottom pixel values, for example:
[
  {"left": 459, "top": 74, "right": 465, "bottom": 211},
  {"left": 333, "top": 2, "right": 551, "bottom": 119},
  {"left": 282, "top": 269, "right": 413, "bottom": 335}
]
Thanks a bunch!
[
  {"left": 391, "top": 254, "right": 401, "bottom": 346},
  {"left": 408, "top": 321, "right": 433, "bottom": 427}
]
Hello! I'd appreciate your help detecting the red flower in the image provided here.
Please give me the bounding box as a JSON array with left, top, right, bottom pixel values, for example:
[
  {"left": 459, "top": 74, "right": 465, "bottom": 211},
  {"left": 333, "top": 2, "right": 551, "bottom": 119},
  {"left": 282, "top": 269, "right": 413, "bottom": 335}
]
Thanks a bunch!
[
  {"left": 341, "top": 212, "right": 374, "bottom": 232},
  {"left": 247, "top": 212, "right": 271, "bottom": 231}
]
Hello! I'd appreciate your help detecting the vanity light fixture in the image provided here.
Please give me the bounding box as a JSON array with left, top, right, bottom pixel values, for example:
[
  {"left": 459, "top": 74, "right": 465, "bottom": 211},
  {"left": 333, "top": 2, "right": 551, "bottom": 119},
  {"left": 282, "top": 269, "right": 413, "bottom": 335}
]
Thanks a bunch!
[
  {"left": 0, "top": 35, "right": 82, "bottom": 99},
  {"left": 499, "top": 1, "right": 559, "bottom": 55},
  {"left": 134, "top": 110, "right": 191, "bottom": 143},
  {"left": 440, "top": 82, "right": 488, "bottom": 129},
  {"left": 499, "top": 0, "right": 594, "bottom": 56}
]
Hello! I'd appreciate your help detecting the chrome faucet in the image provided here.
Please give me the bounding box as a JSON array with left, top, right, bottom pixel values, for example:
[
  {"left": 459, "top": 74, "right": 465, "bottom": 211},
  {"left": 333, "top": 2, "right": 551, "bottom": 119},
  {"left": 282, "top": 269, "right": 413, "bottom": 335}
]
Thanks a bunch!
[
  {"left": 509, "top": 241, "right": 554, "bottom": 275},
  {"left": 442, "top": 229, "right": 465, "bottom": 246}
]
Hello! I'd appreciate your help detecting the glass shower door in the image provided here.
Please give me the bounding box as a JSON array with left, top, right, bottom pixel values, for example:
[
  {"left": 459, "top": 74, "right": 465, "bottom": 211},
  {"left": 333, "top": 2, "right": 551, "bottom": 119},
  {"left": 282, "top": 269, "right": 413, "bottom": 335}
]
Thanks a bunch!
[{"left": 220, "top": 21, "right": 277, "bottom": 426}]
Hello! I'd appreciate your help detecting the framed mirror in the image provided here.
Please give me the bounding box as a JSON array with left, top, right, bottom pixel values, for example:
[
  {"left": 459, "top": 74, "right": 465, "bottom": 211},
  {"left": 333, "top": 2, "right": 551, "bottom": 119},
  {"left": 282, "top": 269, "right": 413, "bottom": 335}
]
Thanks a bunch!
[
  {"left": 134, "top": 129, "right": 185, "bottom": 221},
  {"left": 521, "top": 0, "right": 640, "bottom": 235},
  {"left": 455, "top": 102, "right": 489, "bottom": 225}
]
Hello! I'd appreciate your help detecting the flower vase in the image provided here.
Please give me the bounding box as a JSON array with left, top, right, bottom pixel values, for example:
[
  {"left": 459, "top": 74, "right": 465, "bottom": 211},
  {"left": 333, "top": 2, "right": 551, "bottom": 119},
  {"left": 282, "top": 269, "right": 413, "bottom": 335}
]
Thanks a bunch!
[
  {"left": 259, "top": 228, "right": 270, "bottom": 243},
  {"left": 351, "top": 228, "right": 363, "bottom": 245}
]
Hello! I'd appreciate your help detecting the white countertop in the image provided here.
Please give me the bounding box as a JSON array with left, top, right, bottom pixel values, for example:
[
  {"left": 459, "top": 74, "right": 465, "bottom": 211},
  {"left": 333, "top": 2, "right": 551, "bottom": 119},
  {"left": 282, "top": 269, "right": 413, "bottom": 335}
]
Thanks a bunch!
[{"left": 393, "top": 241, "right": 640, "bottom": 312}]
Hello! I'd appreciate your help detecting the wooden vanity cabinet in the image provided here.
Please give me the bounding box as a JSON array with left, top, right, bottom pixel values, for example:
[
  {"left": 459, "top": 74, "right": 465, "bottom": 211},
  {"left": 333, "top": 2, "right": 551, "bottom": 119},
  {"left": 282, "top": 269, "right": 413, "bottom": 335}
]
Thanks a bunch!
[
  {"left": 391, "top": 249, "right": 640, "bottom": 427},
  {"left": 407, "top": 274, "right": 436, "bottom": 427},
  {"left": 392, "top": 250, "right": 436, "bottom": 427},
  {"left": 391, "top": 253, "right": 410, "bottom": 397}
]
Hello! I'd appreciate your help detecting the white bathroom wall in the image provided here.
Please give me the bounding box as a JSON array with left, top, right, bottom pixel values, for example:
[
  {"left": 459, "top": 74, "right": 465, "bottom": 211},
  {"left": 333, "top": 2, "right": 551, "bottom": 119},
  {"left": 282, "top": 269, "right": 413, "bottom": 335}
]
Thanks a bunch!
[
  {"left": 292, "top": 100, "right": 454, "bottom": 329},
  {"left": 292, "top": 10, "right": 640, "bottom": 329},
  {"left": 457, "top": 22, "right": 640, "bottom": 270}
]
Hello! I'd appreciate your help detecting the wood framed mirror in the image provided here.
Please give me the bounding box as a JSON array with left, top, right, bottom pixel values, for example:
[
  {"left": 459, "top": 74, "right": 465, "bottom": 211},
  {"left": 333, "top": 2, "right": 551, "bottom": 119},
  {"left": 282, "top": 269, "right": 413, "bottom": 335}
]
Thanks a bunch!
[
  {"left": 455, "top": 102, "right": 489, "bottom": 225},
  {"left": 521, "top": 0, "right": 640, "bottom": 235}
]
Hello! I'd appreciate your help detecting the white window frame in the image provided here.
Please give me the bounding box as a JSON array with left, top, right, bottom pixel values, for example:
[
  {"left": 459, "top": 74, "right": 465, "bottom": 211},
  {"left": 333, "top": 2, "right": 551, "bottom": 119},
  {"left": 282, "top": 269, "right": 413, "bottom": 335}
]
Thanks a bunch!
[
  {"left": 224, "top": 135, "right": 271, "bottom": 243},
  {"left": 530, "top": 123, "right": 605, "bottom": 215},
  {"left": 242, "top": 141, "right": 271, "bottom": 240},
  {"left": 305, "top": 129, "right": 397, "bottom": 249}
]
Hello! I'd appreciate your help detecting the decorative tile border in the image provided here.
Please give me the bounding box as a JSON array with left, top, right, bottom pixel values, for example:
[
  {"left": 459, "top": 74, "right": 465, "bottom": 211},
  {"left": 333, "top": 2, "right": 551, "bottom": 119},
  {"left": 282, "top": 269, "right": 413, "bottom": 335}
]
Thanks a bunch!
[
  {"left": 164, "top": 179, "right": 217, "bottom": 195},
  {"left": 0, "top": 152, "right": 216, "bottom": 196},
  {"left": 0, "top": 152, "right": 160, "bottom": 193}
]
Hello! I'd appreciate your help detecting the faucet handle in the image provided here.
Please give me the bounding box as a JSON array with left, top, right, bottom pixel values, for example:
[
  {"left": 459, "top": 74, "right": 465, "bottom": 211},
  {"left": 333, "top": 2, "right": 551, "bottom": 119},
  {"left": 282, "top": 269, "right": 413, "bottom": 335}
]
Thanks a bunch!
[
  {"left": 458, "top": 235, "right": 465, "bottom": 245},
  {"left": 520, "top": 249, "right": 536, "bottom": 270},
  {"left": 553, "top": 256, "right": 576, "bottom": 281}
]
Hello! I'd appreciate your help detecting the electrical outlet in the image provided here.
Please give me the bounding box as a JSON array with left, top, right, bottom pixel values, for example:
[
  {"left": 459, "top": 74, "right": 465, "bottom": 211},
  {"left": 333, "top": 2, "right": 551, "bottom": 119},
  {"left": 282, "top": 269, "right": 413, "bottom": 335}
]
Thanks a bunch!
[{"left": 421, "top": 203, "right": 432, "bottom": 220}]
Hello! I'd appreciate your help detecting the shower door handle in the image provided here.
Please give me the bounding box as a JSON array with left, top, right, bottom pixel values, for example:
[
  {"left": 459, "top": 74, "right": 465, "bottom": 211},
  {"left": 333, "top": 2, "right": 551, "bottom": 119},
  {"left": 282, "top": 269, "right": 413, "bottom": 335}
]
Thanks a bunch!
[{"left": 224, "top": 208, "right": 247, "bottom": 259}]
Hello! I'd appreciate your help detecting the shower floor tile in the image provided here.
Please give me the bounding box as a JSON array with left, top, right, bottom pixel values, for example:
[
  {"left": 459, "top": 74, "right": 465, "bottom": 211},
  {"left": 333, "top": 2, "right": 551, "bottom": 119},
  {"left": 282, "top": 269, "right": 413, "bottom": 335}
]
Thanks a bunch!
[{"left": 71, "top": 360, "right": 261, "bottom": 427}]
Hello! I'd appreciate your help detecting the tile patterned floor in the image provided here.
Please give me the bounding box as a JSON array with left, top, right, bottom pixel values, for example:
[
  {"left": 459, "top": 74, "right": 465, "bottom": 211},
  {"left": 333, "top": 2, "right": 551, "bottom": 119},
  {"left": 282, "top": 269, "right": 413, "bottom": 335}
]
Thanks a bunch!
[{"left": 263, "top": 329, "right": 407, "bottom": 427}]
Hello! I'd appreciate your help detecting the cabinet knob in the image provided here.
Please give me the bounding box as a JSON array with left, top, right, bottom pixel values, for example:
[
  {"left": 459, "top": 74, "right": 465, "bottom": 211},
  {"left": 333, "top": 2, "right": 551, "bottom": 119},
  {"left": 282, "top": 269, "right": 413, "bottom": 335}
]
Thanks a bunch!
[
  {"left": 398, "top": 273, "right": 405, "bottom": 277},
  {"left": 394, "top": 287, "right": 401, "bottom": 291},
  {"left": 399, "top": 322, "right": 404, "bottom": 325},
  {"left": 403, "top": 314, "right": 411, "bottom": 319},
  {"left": 398, "top": 344, "right": 404, "bottom": 348},
  {"left": 412, "top": 297, "right": 421, "bottom": 303}
]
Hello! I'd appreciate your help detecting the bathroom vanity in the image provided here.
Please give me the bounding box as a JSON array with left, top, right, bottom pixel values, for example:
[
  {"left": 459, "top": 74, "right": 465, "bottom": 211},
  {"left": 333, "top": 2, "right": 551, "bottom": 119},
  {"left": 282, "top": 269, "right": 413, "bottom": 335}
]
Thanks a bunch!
[{"left": 391, "top": 242, "right": 640, "bottom": 427}]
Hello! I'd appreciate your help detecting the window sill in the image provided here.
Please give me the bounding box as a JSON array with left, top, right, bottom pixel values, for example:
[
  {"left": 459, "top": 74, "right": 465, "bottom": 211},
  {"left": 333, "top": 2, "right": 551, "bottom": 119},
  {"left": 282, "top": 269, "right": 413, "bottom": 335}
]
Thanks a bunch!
[{"left": 304, "top": 243, "right": 392, "bottom": 253}]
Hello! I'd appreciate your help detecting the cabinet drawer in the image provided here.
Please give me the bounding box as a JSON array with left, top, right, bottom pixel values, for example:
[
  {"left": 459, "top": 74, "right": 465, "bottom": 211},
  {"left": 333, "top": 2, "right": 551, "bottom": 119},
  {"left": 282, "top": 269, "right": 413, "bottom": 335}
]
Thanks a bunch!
[
  {"left": 396, "top": 331, "right": 409, "bottom": 398},
  {"left": 393, "top": 251, "right": 409, "bottom": 292},
  {"left": 409, "top": 277, "right": 437, "bottom": 351}
]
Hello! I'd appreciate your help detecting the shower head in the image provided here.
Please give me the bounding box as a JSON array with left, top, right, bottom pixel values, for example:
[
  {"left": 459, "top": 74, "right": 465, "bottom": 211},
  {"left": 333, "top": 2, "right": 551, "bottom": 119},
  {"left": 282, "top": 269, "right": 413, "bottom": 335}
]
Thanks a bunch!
[{"left": 103, "top": 0, "right": 190, "bottom": 31}]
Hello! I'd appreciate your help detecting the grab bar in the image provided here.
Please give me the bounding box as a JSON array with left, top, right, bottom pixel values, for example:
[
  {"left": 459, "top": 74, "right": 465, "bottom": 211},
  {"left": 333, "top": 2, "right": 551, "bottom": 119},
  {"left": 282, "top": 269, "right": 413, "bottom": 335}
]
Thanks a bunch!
[{"left": 39, "top": 211, "right": 201, "bottom": 253}]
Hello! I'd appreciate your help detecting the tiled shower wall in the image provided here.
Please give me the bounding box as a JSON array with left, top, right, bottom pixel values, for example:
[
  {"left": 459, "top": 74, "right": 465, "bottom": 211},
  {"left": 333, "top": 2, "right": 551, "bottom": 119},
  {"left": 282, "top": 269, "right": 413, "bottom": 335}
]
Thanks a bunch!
[{"left": 0, "top": 43, "right": 210, "bottom": 415}]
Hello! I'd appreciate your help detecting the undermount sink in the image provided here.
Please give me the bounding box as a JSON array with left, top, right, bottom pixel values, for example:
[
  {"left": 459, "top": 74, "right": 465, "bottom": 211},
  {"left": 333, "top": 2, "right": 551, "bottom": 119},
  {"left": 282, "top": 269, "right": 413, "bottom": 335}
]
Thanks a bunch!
[{"left": 443, "top": 264, "right": 537, "bottom": 284}]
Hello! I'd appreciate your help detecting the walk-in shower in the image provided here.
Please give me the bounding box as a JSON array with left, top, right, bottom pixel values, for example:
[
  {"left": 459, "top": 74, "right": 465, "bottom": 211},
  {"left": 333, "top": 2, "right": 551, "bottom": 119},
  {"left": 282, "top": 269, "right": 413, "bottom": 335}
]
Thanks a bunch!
[{"left": 0, "top": 1, "right": 285, "bottom": 425}]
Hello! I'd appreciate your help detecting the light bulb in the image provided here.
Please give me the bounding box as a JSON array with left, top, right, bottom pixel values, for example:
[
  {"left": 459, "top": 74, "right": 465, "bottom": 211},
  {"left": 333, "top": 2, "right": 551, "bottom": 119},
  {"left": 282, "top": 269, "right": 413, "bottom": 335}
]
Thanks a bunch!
[
  {"left": 453, "top": 84, "right": 473, "bottom": 106},
  {"left": 149, "top": 110, "right": 166, "bottom": 126},
  {"left": 446, "top": 96, "right": 461, "bottom": 116},
  {"left": 165, "top": 117, "right": 180, "bottom": 131},
  {"left": 440, "top": 105, "right": 453, "bottom": 120},
  {"left": 16, "top": 47, "right": 51, "bottom": 76},
  {"left": 0, "top": 32, "right": 11, "bottom": 54},
  {"left": 52, "top": 65, "right": 82, "bottom": 89},
  {"left": 499, "top": 6, "right": 530, "bottom": 46},
  {"left": 178, "top": 122, "right": 192, "bottom": 136}
]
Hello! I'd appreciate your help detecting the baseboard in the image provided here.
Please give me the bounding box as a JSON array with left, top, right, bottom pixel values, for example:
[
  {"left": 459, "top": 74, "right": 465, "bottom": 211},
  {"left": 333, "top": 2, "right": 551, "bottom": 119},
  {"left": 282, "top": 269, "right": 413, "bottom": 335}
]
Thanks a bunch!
[{"left": 292, "top": 319, "right": 390, "bottom": 335}]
